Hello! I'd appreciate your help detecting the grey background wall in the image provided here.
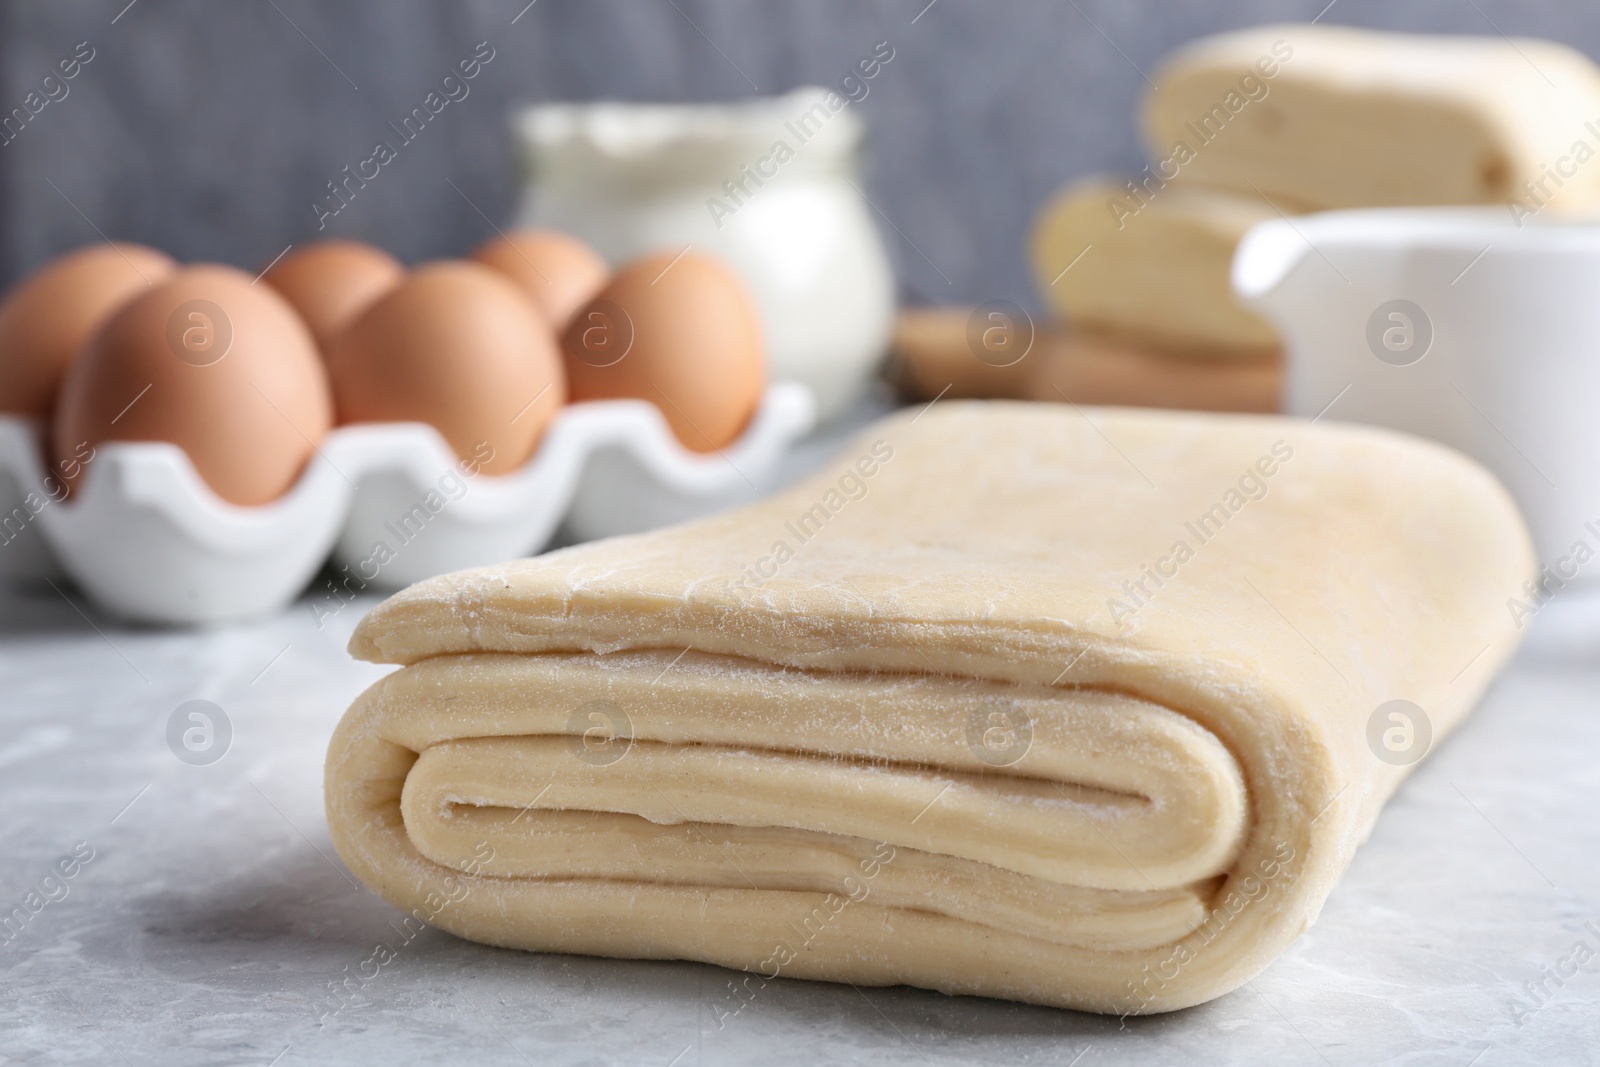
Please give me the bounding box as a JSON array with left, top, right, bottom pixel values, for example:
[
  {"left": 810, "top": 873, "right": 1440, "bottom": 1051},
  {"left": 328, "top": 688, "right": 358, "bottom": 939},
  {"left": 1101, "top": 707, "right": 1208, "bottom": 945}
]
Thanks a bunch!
[{"left": 1, "top": 0, "right": 1595, "bottom": 311}]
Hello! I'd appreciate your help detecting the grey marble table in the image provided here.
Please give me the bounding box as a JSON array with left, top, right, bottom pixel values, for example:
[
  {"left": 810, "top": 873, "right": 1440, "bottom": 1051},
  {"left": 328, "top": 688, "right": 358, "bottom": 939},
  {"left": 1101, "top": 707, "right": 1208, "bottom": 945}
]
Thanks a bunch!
[{"left": 2, "top": 568, "right": 1599, "bottom": 1066}]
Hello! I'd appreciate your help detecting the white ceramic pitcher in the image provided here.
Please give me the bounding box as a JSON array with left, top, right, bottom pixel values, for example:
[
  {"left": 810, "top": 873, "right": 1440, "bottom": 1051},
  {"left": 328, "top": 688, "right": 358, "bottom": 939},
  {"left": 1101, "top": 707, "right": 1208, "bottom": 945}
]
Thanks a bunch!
[{"left": 1234, "top": 207, "right": 1600, "bottom": 577}]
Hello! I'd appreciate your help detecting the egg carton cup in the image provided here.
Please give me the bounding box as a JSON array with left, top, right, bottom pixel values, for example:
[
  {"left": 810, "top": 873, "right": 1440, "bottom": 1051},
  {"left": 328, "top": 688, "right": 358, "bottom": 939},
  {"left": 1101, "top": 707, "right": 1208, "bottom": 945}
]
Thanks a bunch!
[{"left": 0, "top": 383, "right": 815, "bottom": 625}]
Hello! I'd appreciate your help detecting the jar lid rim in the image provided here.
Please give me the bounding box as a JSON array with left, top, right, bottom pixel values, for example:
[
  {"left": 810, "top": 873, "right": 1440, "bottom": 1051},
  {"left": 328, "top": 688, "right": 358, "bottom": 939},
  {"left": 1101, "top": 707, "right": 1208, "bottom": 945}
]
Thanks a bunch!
[{"left": 514, "top": 87, "right": 865, "bottom": 162}]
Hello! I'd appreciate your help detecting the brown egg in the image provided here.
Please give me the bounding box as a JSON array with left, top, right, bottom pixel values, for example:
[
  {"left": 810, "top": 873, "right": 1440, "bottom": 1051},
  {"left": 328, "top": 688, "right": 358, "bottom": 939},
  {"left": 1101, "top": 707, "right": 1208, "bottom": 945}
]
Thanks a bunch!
[
  {"left": 53, "top": 264, "right": 333, "bottom": 506},
  {"left": 0, "top": 242, "right": 175, "bottom": 417},
  {"left": 562, "top": 249, "right": 765, "bottom": 452},
  {"left": 327, "top": 261, "right": 566, "bottom": 475},
  {"left": 471, "top": 229, "right": 608, "bottom": 329},
  {"left": 262, "top": 240, "right": 403, "bottom": 352}
]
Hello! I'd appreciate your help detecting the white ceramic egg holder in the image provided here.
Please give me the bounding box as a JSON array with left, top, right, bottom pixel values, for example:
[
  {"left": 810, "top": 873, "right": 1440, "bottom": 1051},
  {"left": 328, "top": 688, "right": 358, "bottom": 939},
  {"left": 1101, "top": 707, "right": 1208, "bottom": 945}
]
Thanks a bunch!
[{"left": 0, "top": 383, "right": 815, "bottom": 624}]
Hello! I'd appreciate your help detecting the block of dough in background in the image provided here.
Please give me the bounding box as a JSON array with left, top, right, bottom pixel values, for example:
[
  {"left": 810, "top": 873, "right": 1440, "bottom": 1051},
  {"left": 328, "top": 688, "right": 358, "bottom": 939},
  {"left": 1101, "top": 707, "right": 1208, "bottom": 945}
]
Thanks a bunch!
[
  {"left": 1144, "top": 24, "right": 1600, "bottom": 214},
  {"left": 1031, "top": 179, "right": 1281, "bottom": 358}
]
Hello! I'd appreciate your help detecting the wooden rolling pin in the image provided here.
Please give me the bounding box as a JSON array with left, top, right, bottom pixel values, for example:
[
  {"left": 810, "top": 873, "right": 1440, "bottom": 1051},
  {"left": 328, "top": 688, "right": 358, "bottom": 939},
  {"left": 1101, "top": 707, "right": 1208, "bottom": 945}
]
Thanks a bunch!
[{"left": 887, "top": 307, "right": 1282, "bottom": 413}]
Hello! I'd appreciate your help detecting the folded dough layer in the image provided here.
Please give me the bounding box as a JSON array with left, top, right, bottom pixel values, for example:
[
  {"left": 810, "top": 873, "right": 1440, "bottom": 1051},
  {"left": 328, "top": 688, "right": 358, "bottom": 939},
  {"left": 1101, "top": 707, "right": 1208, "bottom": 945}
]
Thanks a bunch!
[{"left": 328, "top": 403, "right": 1533, "bottom": 1013}]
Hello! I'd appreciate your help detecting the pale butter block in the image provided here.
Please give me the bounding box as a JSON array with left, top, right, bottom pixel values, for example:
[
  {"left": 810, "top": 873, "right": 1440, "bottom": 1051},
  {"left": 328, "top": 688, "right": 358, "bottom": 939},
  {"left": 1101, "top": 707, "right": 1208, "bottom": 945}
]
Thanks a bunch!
[
  {"left": 1143, "top": 24, "right": 1600, "bottom": 215},
  {"left": 1031, "top": 178, "right": 1281, "bottom": 358}
]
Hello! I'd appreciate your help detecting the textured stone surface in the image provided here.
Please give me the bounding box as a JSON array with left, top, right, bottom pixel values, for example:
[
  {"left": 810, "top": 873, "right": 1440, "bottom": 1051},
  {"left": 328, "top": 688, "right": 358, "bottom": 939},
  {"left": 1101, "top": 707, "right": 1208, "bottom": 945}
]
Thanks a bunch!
[{"left": 1, "top": 573, "right": 1598, "bottom": 1064}]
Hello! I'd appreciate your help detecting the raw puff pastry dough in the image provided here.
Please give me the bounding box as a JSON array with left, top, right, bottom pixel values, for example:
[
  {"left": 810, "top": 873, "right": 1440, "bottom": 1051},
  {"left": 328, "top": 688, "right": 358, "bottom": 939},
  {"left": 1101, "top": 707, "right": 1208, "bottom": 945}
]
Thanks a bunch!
[
  {"left": 1145, "top": 24, "right": 1600, "bottom": 213},
  {"left": 327, "top": 402, "right": 1534, "bottom": 1013},
  {"left": 1030, "top": 179, "right": 1281, "bottom": 358}
]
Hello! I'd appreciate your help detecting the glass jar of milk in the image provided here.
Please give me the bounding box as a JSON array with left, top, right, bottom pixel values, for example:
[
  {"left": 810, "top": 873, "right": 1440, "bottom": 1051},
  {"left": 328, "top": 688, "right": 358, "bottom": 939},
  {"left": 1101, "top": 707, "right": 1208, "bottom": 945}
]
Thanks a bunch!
[{"left": 513, "top": 88, "right": 896, "bottom": 423}]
